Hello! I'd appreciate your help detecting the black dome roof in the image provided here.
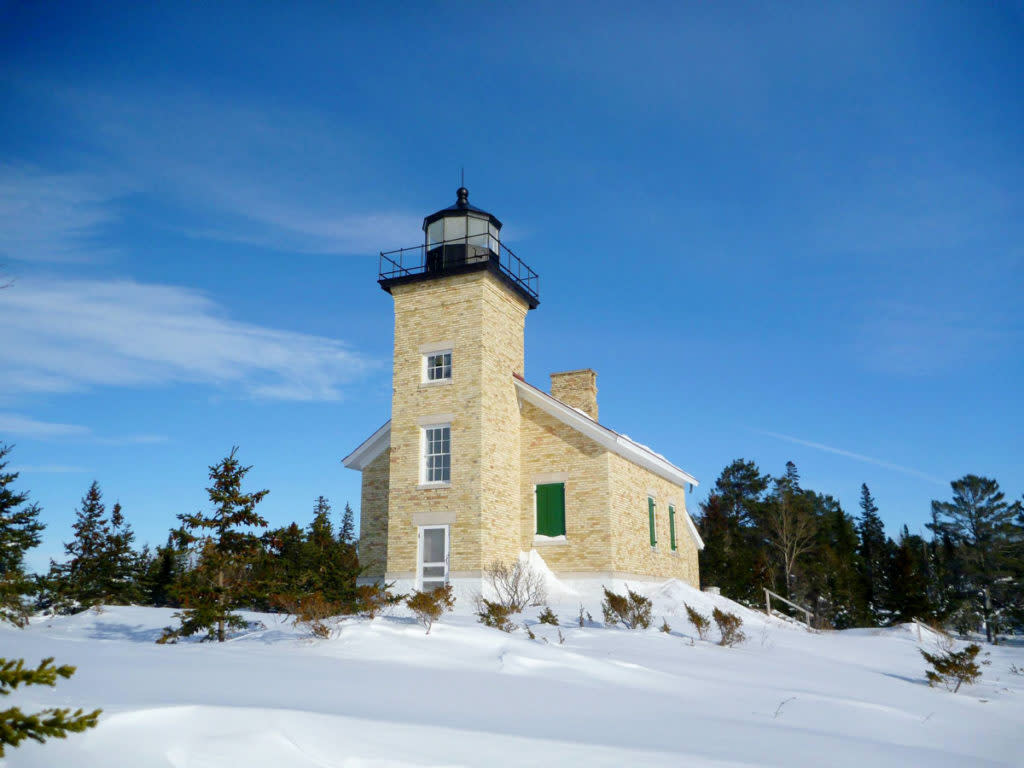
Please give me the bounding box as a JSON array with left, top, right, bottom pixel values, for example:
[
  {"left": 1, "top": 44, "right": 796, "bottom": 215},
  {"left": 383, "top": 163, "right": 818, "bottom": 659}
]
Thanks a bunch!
[{"left": 422, "top": 187, "right": 502, "bottom": 231}]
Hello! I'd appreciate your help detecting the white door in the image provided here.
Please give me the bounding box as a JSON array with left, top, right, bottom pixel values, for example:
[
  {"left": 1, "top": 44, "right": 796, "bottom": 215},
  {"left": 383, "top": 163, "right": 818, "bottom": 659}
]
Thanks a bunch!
[{"left": 418, "top": 525, "right": 449, "bottom": 591}]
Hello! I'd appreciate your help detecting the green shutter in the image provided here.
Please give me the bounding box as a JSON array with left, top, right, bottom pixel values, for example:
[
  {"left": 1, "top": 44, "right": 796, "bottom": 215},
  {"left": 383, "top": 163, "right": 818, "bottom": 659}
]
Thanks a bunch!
[
  {"left": 648, "top": 497, "right": 657, "bottom": 547},
  {"left": 536, "top": 483, "right": 566, "bottom": 537},
  {"left": 669, "top": 505, "right": 677, "bottom": 551}
]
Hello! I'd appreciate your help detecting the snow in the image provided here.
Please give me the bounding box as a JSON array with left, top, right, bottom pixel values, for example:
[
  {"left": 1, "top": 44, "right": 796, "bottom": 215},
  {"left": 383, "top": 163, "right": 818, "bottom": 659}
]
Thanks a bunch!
[{"left": 3, "top": 577, "right": 1022, "bottom": 767}]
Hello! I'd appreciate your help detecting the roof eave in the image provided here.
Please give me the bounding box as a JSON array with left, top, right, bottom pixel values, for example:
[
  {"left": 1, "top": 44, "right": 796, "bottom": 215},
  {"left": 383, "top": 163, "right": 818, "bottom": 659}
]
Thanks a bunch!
[{"left": 341, "top": 420, "right": 392, "bottom": 470}]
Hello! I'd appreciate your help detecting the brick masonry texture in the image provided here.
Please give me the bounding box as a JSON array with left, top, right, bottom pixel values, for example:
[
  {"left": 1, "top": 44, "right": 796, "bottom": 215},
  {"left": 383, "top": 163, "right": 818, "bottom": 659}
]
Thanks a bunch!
[
  {"left": 550, "top": 369, "right": 599, "bottom": 420},
  {"left": 355, "top": 268, "right": 700, "bottom": 589}
]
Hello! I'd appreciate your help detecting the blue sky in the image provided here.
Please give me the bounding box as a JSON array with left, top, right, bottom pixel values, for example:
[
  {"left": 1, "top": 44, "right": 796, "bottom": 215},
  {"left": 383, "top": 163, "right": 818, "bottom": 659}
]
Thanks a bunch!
[{"left": 1, "top": 2, "right": 1021, "bottom": 571}]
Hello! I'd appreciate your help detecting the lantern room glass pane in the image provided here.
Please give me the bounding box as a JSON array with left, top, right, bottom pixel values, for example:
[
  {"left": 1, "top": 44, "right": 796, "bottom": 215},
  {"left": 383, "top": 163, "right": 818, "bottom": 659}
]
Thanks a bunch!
[
  {"left": 467, "top": 215, "right": 488, "bottom": 251},
  {"left": 427, "top": 219, "right": 444, "bottom": 246},
  {"left": 444, "top": 215, "right": 466, "bottom": 240}
]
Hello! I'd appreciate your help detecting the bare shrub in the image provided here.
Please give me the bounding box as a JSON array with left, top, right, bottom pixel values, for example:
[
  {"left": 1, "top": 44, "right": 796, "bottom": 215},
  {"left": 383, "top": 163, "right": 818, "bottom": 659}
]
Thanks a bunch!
[
  {"left": 272, "top": 592, "right": 341, "bottom": 639},
  {"left": 712, "top": 607, "right": 745, "bottom": 647},
  {"left": 477, "top": 598, "right": 517, "bottom": 632},
  {"left": 557, "top": 628, "right": 565, "bottom": 645},
  {"left": 601, "top": 586, "right": 652, "bottom": 629},
  {"left": 577, "top": 604, "right": 585, "bottom": 627},
  {"left": 538, "top": 606, "right": 559, "bottom": 626},
  {"left": 405, "top": 584, "right": 454, "bottom": 634},
  {"left": 921, "top": 643, "right": 986, "bottom": 692},
  {"left": 355, "top": 582, "right": 404, "bottom": 619},
  {"left": 660, "top": 618, "right": 671, "bottom": 634},
  {"left": 485, "top": 559, "right": 547, "bottom": 611},
  {"left": 684, "top": 603, "right": 711, "bottom": 640},
  {"left": 525, "top": 624, "right": 536, "bottom": 640}
]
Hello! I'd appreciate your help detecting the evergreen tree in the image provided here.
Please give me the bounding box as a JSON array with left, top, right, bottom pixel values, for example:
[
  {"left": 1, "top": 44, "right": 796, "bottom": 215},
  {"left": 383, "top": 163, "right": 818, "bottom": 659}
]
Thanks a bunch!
[
  {"left": 695, "top": 459, "right": 769, "bottom": 604},
  {"left": 164, "top": 447, "right": 269, "bottom": 643},
  {"left": 856, "top": 484, "right": 889, "bottom": 623},
  {"left": 885, "top": 526, "right": 933, "bottom": 621},
  {"left": 0, "top": 656, "right": 100, "bottom": 756},
  {"left": 339, "top": 501, "right": 356, "bottom": 546},
  {"left": 140, "top": 534, "right": 183, "bottom": 608},
  {"left": 928, "top": 475, "right": 1021, "bottom": 642},
  {"left": 50, "top": 482, "right": 111, "bottom": 611},
  {"left": 99, "top": 502, "right": 142, "bottom": 605},
  {"left": 0, "top": 444, "right": 45, "bottom": 627}
]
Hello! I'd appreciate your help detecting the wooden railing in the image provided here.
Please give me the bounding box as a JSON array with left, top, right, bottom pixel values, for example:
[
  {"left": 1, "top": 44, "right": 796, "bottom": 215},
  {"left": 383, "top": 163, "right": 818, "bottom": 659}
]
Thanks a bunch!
[{"left": 764, "top": 588, "right": 813, "bottom": 627}]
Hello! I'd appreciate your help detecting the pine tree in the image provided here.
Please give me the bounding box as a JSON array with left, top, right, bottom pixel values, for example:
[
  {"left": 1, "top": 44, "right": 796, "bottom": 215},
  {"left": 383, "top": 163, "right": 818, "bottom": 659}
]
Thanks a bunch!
[
  {"left": 164, "top": 447, "right": 269, "bottom": 643},
  {"left": 886, "top": 526, "right": 933, "bottom": 622},
  {"left": 695, "top": 459, "right": 769, "bottom": 604},
  {"left": 50, "top": 482, "right": 111, "bottom": 612},
  {"left": 0, "top": 444, "right": 45, "bottom": 627},
  {"left": 339, "top": 501, "right": 356, "bottom": 546},
  {"left": 140, "top": 534, "right": 182, "bottom": 608},
  {"left": 856, "top": 484, "right": 889, "bottom": 624},
  {"left": 0, "top": 656, "right": 101, "bottom": 756},
  {"left": 928, "top": 475, "right": 1020, "bottom": 642},
  {"left": 99, "top": 502, "right": 142, "bottom": 605}
]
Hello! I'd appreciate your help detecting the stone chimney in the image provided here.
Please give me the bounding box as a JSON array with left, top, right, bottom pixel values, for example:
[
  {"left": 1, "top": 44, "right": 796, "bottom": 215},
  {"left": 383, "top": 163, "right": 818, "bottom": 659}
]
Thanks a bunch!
[{"left": 550, "top": 369, "right": 598, "bottom": 420}]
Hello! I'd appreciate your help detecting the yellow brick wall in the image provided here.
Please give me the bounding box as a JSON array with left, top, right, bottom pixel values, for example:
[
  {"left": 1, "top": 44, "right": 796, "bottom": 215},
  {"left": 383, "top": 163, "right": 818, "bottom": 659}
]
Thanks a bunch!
[
  {"left": 385, "top": 270, "right": 527, "bottom": 580},
  {"left": 518, "top": 400, "right": 613, "bottom": 572},
  {"left": 608, "top": 452, "right": 700, "bottom": 586},
  {"left": 358, "top": 448, "right": 390, "bottom": 580}
]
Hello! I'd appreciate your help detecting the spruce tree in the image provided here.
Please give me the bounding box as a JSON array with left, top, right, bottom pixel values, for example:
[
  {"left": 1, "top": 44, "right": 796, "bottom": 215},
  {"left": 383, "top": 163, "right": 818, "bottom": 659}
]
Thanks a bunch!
[
  {"left": 165, "top": 447, "right": 269, "bottom": 642},
  {"left": 50, "top": 482, "right": 111, "bottom": 612},
  {"left": 0, "top": 444, "right": 45, "bottom": 627},
  {"left": 99, "top": 502, "right": 142, "bottom": 605},
  {"left": 339, "top": 501, "right": 356, "bottom": 546},
  {"left": 856, "top": 484, "right": 889, "bottom": 624},
  {"left": 928, "top": 475, "right": 1020, "bottom": 642},
  {"left": 0, "top": 656, "right": 100, "bottom": 756}
]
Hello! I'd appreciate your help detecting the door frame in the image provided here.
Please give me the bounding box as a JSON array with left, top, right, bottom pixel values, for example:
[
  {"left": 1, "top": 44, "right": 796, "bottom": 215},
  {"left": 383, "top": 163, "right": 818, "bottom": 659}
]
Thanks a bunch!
[{"left": 416, "top": 524, "right": 450, "bottom": 590}]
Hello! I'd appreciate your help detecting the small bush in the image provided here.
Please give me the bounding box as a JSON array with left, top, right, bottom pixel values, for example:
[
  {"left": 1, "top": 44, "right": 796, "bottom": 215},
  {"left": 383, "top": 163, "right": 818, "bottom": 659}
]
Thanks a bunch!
[
  {"left": 355, "top": 582, "right": 404, "bottom": 619},
  {"left": 660, "top": 618, "right": 671, "bottom": 634},
  {"left": 601, "top": 586, "right": 652, "bottom": 629},
  {"left": 485, "top": 559, "right": 547, "bottom": 611},
  {"left": 405, "top": 585, "right": 455, "bottom": 635},
  {"left": 557, "top": 628, "right": 565, "bottom": 645},
  {"left": 712, "top": 607, "right": 745, "bottom": 647},
  {"left": 921, "top": 643, "right": 984, "bottom": 693},
  {"left": 577, "top": 604, "right": 585, "bottom": 627},
  {"left": 477, "top": 598, "right": 517, "bottom": 633},
  {"left": 525, "top": 624, "right": 536, "bottom": 640},
  {"left": 272, "top": 592, "right": 341, "bottom": 639},
  {"left": 949, "top": 602, "right": 981, "bottom": 638},
  {"left": 538, "top": 606, "right": 559, "bottom": 626},
  {"left": 684, "top": 603, "right": 711, "bottom": 640}
]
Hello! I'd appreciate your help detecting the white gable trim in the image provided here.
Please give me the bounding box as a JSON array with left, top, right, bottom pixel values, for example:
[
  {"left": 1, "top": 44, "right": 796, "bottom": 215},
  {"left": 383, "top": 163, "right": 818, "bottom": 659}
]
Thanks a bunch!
[
  {"left": 342, "top": 420, "right": 391, "bottom": 470},
  {"left": 679, "top": 503, "right": 705, "bottom": 551}
]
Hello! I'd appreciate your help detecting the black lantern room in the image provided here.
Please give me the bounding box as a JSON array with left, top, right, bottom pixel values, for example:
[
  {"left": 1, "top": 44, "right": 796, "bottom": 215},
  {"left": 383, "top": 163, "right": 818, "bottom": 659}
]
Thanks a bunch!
[{"left": 378, "top": 187, "right": 539, "bottom": 308}]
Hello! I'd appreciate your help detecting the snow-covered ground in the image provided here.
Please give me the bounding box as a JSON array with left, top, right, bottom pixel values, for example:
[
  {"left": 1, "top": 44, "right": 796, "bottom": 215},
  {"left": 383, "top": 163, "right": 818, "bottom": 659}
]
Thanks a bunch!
[{"left": 3, "top": 578, "right": 1022, "bottom": 767}]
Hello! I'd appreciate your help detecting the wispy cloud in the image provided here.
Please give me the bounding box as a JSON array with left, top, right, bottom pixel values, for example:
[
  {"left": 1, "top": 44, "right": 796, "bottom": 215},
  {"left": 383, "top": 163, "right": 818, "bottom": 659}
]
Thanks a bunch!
[
  {"left": 0, "top": 413, "right": 90, "bottom": 439},
  {"left": 758, "top": 429, "right": 945, "bottom": 485},
  {"left": 0, "top": 165, "right": 127, "bottom": 263},
  {"left": 50, "top": 87, "right": 423, "bottom": 254},
  {"left": 0, "top": 277, "right": 375, "bottom": 401},
  {"left": 0, "top": 412, "right": 166, "bottom": 445}
]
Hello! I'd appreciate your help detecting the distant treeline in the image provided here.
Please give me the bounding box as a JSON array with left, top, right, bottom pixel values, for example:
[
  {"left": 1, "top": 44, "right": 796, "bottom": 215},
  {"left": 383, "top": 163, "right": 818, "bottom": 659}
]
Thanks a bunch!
[
  {"left": 696, "top": 459, "right": 1023, "bottom": 640},
  {"left": 0, "top": 443, "right": 363, "bottom": 641}
]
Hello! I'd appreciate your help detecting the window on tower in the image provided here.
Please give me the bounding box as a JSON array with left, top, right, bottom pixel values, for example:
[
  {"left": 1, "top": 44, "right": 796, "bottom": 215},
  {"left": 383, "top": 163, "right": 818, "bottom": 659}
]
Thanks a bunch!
[
  {"left": 422, "top": 424, "right": 451, "bottom": 484},
  {"left": 425, "top": 351, "right": 452, "bottom": 382}
]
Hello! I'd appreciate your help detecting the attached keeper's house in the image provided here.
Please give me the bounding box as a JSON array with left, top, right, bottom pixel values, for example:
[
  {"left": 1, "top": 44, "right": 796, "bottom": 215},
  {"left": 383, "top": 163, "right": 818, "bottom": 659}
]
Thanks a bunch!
[{"left": 343, "top": 188, "right": 702, "bottom": 595}]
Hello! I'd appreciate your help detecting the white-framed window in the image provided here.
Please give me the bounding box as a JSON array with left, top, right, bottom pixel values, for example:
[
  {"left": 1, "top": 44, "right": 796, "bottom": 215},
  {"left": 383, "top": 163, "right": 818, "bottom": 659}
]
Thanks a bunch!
[
  {"left": 424, "top": 350, "right": 452, "bottom": 382},
  {"left": 422, "top": 424, "right": 451, "bottom": 484}
]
